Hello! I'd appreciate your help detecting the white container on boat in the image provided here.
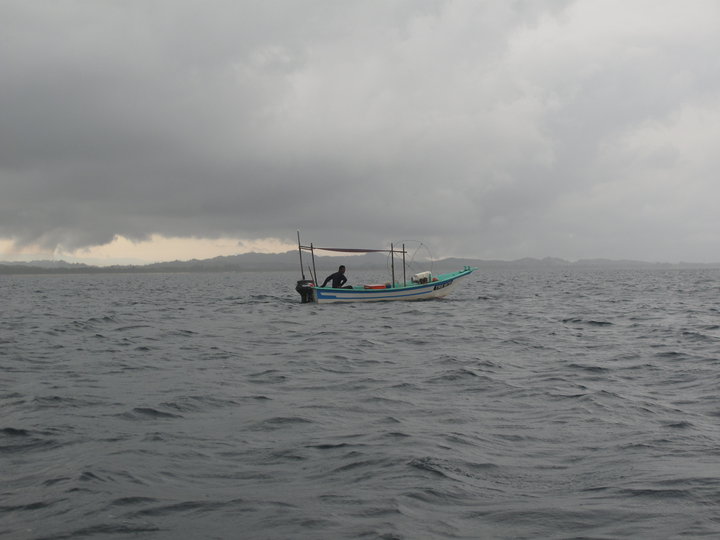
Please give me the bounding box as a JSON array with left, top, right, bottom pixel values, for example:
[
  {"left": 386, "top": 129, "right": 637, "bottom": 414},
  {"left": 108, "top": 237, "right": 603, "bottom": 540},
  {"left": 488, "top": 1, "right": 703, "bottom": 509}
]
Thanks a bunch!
[{"left": 411, "top": 271, "right": 432, "bottom": 284}]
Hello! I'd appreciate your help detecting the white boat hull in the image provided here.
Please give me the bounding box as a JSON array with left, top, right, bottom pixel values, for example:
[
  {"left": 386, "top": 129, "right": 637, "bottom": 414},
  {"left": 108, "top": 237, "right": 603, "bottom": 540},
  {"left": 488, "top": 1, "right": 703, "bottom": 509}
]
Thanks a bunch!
[{"left": 311, "top": 268, "right": 476, "bottom": 304}]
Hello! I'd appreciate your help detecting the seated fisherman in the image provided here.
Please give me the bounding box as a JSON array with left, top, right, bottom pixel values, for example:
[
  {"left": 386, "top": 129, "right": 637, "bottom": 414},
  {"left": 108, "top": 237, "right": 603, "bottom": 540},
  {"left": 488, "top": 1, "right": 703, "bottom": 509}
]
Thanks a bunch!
[{"left": 321, "top": 265, "right": 349, "bottom": 288}]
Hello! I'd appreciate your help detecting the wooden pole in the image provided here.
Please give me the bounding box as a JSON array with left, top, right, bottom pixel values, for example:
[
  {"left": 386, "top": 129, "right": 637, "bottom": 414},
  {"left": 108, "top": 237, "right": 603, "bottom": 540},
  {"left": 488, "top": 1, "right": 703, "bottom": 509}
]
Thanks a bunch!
[
  {"left": 390, "top": 243, "right": 395, "bottom": 288},
  {"left": 297, "top": 230, "right": 305, "bottom": 279},
  {"left": 310, "top": 243, "right": 318, "bottom": 284},
  {"left": 402, "top": 243, "right": 406, "bottom": 286}
]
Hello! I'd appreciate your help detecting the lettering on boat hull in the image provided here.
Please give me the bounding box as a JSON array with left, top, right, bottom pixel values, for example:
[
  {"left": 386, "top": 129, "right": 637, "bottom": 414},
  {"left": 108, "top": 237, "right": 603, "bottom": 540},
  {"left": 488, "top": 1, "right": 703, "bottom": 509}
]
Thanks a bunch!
[{"left": 433, "top": 280, "right": 453, "bottom": 291}]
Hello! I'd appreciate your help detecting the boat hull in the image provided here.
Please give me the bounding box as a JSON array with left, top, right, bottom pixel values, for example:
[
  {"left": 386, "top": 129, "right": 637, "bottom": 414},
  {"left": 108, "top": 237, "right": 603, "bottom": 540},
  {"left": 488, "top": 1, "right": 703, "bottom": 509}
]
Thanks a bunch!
[{"left": 311, "top": 268, "right": 476, "bottom": 304}]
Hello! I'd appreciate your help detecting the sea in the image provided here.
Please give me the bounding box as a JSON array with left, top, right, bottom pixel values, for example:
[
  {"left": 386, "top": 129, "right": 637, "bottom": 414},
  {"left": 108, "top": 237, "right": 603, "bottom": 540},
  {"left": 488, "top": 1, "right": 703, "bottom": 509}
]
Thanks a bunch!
[{"left": 2, "top": 267, "right": 719, "bottom": 539}]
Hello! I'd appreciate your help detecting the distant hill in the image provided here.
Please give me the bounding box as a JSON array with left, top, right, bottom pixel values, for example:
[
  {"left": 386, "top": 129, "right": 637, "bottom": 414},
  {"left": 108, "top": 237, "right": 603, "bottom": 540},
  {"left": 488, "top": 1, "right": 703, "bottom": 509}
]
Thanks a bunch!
[
  {"left": 0, "top": 251, "right": 391, "bottom": 274},
  {"left": 1, "top": 252, "right": 718, "bottom": 275},
  {"left": 1, "top": 260, "right": 92, "bottom": 269},
  {"left": 431, "top": 256, "right": 707, "bottom": 270},
  {"left": 141, "top": 251, "right": 393, "bottom": 272}
]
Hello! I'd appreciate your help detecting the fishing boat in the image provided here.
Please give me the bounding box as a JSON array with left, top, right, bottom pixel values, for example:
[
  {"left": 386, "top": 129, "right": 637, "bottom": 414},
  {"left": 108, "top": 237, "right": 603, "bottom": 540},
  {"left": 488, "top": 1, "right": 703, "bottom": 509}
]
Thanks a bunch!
[{"left": 294, "top": 232, "right": 477, "bottom": 304}]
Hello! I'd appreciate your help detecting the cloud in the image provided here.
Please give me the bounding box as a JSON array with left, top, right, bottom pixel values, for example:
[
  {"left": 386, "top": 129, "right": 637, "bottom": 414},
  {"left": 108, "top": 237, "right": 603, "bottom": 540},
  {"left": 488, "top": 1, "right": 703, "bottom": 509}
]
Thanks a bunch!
[{"left": 1, "top": 0, "right": 720, "bottom": 262}]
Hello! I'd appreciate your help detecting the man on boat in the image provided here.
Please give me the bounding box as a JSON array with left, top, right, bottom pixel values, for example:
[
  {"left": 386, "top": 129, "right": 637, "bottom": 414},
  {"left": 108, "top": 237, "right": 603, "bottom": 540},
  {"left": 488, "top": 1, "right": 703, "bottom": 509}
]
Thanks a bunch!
[{"left": 321, "top": 265, "right": 349, "bottom": 288}]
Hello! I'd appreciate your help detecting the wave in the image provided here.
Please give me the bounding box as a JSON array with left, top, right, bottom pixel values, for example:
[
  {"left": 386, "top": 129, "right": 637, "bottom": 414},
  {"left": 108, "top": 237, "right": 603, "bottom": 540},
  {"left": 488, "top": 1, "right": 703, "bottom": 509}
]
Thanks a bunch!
[
  {"left": 119, "top": 407, "right": 184, "bottom": 420},
  {"left": 0, "top": 427, "right": 60, "bottom": 454}
]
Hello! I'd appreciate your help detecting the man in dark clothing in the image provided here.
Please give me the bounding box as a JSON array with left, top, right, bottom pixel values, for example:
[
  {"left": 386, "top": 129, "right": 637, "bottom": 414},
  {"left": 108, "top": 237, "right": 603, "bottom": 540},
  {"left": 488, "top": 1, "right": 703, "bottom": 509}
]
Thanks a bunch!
[{"left": 321, "top": 265, "right": 348, "bottom": 288}]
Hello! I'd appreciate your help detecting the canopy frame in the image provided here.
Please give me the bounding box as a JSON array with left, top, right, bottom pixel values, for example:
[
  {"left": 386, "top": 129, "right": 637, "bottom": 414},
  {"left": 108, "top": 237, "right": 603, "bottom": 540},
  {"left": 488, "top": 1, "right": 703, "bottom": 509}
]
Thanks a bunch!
[{"left": 297, "top": 231, "right": 408, "bottom": 287}]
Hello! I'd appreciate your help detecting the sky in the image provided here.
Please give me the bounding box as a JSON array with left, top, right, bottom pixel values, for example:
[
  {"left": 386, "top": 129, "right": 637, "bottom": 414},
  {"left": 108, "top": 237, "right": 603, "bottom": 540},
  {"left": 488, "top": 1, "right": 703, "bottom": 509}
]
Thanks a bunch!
[{"left": 2, "top": 0, "right": 720, "bottom": 265}]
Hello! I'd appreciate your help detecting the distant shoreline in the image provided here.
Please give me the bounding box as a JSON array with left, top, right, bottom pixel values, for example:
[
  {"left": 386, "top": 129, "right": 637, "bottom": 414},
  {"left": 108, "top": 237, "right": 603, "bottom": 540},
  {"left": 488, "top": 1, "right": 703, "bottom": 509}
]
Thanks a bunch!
[{"left": 2, "top": 252, "right": 719, "bottom": 275}]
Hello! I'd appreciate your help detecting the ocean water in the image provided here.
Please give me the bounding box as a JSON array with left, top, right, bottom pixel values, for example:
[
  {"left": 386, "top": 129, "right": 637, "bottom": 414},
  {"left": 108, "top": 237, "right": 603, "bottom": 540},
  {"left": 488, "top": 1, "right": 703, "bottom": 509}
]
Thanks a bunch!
[{"left": 2, "top": 268, "right": 719, "bottom": 539}]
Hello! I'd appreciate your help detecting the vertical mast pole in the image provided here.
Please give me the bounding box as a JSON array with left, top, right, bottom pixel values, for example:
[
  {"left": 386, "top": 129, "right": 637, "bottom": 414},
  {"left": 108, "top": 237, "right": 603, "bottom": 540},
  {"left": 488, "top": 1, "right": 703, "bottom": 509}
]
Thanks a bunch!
[
  {"left": 402, "top": 243, "right": 406, "bottom": 287},
  {"left": 310, "top": 243, "right": 318, "bottom": 285},
  {"left": 390, "top": 243, "right": 395, "bottom": 288},
  {"left": 297, "top": 230, "right": 305, "bottom": 279}
]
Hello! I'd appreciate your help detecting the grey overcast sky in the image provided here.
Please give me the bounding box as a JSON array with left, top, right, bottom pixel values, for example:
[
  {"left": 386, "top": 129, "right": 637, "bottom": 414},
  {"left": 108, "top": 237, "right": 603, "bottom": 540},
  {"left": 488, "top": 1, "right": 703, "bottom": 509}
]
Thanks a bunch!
[{"left": 2, "top": 0, "right": 720, "bottom": 264}]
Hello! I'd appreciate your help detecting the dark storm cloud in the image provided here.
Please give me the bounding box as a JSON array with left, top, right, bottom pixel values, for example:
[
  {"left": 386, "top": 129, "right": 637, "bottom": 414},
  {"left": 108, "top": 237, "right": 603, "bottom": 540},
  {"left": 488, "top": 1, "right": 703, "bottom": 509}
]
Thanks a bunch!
[{"left": 2, "top": 0, "right": 720, "bottom": 261}]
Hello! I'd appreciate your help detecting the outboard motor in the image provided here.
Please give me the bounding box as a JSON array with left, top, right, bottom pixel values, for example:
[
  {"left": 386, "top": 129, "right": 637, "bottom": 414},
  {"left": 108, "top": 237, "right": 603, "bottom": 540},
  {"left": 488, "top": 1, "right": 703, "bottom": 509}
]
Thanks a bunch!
[{"left": 295, "top": 279, "right": 315, "bottom": 303}]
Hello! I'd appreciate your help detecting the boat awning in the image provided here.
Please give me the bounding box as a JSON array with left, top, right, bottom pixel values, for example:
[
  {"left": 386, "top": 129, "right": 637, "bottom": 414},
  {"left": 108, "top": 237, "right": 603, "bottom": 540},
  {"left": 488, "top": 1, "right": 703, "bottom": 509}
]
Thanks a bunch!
[
  {"left": 316, "top": 247, "right": 395, "bottom": 253},
  {"left": 300, "top": 245, "right": 406, "bottom": 254}
]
